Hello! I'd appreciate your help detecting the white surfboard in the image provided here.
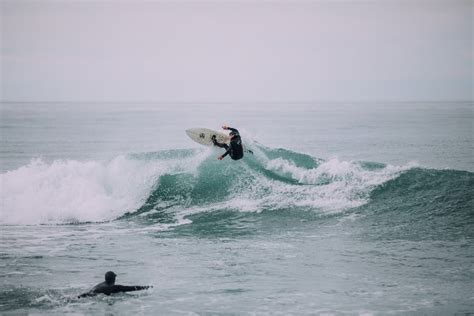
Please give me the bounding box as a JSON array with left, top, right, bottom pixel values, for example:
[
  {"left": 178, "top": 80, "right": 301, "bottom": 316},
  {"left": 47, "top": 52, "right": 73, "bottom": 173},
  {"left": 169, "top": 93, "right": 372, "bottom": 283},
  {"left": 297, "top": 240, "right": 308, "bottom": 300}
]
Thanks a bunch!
[{"left": 185, "top": 128, "right": 230, "bottom": 146}]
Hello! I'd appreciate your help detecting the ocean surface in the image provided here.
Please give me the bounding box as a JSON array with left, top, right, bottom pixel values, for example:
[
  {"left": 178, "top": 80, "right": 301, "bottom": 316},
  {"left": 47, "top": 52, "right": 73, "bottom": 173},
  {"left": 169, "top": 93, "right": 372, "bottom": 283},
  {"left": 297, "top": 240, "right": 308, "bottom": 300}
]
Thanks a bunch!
[{"left": 0, "top": 101, "right": 473, "bottom": 315}]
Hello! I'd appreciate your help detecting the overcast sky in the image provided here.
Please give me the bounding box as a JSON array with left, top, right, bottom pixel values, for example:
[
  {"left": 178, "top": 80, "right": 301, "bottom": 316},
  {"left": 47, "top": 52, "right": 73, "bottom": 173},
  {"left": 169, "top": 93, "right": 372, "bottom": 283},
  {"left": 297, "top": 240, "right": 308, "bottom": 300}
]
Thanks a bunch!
[{"left": 1, "top": 0, "right": 472, "bottom": 102}]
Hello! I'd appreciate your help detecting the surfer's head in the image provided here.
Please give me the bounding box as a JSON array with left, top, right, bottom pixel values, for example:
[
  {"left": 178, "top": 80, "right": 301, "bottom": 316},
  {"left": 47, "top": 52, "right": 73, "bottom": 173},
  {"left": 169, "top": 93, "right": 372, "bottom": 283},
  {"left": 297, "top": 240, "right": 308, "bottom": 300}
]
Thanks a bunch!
[{"left": 105, "top": 271, "right": 117, "bottom": 285}]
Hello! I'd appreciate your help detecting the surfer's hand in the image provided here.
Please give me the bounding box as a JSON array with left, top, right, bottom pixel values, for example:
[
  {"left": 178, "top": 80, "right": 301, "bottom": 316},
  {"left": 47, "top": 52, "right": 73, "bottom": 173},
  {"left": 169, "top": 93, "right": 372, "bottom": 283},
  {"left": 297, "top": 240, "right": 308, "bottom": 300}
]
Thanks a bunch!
[
  {"left": 218, "top": 156, "right": 223, "bottom": 160},
  {"left": 222, "top": 125, "right": 228, "bottom": 130}
]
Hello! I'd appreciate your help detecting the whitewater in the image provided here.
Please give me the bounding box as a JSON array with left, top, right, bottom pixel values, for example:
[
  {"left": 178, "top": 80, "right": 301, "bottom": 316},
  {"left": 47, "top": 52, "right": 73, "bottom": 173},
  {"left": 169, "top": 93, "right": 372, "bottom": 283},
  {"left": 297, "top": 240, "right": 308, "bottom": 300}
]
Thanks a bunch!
[
  {"left": 1, "top": 145, "right": 411, "bottom": 225},
  {"left": 1, "top": 102, "right": 473, "bottom": 314}
]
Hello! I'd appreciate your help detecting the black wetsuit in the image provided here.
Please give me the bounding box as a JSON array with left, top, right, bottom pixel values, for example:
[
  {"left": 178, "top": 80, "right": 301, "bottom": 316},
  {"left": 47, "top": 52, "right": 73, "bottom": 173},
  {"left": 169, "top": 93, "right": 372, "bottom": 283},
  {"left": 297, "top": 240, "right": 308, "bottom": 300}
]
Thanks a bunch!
[
  {"left": 78, "top": 281, "right": 151, "bottom": 298},
  {"left": 213, "top": 127, "right": 244, "bottom": 160}
]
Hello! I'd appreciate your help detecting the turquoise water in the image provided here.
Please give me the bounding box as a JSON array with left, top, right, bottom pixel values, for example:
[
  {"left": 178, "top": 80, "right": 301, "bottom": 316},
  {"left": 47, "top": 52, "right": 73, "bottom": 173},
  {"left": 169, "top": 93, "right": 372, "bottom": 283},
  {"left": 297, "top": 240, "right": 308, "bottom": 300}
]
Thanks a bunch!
[{"left": 0, "top": 102, "right": 473, "bottom": 314}]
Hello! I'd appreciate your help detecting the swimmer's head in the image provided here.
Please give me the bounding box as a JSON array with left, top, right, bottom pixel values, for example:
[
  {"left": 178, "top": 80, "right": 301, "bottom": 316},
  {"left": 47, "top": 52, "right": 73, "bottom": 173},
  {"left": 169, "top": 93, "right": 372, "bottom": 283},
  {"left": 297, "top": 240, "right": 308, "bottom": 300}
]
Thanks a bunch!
[{"left": 105, "top": 271, "right": 116, "bottom": 285}]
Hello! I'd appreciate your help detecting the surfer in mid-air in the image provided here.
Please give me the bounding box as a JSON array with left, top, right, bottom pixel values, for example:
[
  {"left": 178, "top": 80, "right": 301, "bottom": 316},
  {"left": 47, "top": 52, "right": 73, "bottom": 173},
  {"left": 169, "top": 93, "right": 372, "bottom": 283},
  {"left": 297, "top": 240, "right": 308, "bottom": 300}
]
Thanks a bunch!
[
  {"left": 78, "top": 271, "right": 152, "bottom": 298},
  {"left": 212, "top": 125, "right": 244, "bottom": 160}
]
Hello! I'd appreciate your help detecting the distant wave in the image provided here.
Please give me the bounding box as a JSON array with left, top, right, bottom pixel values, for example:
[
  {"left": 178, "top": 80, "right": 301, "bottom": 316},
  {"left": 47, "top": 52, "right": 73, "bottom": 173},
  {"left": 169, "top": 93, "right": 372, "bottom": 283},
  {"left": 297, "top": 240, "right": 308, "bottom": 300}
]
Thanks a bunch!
[
  {"left": 1, "top": 143, "right": 471, "bottom": 227},
  {"left": 360, "top": 167, "right": 474, "bottom": 239}
]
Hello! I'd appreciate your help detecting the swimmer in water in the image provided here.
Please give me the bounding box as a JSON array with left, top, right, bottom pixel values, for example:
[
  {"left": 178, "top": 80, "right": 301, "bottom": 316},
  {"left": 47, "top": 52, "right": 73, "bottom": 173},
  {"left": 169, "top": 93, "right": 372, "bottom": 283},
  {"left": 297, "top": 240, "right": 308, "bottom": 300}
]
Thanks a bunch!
[{"left": 78, "top": 271, "right": 152, "bottom": 298}]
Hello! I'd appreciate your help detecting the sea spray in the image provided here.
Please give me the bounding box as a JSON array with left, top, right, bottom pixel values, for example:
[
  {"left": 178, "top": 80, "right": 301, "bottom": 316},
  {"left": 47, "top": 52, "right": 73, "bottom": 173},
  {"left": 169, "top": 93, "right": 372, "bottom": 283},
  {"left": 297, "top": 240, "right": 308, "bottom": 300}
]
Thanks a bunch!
[
  {"left": 0, "top": 150, "right": 211, "bottom": 225},
  {"left": 0, "top": 145, "right": 426, "bottom": 225}
]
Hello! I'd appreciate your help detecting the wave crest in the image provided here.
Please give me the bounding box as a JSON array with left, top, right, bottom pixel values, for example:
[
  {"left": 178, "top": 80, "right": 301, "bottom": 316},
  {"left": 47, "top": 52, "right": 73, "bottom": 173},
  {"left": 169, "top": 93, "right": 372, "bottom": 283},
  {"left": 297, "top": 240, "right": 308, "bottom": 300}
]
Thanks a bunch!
[
  {"left": 1, "top": 146, "right": 420, "bottom": 225},
  {"left": 0, "top": 150, "right": 209, "bottom": 225}
]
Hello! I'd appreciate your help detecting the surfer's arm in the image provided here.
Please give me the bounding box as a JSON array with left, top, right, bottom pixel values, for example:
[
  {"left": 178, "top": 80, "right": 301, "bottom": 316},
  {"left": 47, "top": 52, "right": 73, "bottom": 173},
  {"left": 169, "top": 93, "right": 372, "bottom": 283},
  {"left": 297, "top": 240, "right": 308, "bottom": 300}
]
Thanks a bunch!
[
  {"left": 212, "top": 138, "right": 227, "bottom": 148},
  {"left": 220, "top": 149, "right": 230, "bottom": 160},
  {"left": 114, "top": 285, "right": 152, "bottom": 293},
  {"left": 225, "top": 127, "right": 239, "bottom": 134}
]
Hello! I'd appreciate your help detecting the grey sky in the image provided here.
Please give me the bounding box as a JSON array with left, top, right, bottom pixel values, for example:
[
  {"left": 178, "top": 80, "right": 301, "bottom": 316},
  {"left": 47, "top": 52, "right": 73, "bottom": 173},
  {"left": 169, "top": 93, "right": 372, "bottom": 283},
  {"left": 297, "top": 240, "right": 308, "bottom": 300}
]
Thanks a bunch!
[{"left": 1, "top": 0, "right": 472, "bottom": 102}]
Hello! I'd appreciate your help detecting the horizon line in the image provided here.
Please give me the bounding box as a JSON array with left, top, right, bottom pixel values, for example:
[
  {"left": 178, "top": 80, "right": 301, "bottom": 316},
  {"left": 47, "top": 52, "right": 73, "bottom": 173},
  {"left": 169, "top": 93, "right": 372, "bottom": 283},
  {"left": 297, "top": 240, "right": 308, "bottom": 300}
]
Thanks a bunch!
[{"left": 1, "top": 99, "right": 472, "bottom": 104}]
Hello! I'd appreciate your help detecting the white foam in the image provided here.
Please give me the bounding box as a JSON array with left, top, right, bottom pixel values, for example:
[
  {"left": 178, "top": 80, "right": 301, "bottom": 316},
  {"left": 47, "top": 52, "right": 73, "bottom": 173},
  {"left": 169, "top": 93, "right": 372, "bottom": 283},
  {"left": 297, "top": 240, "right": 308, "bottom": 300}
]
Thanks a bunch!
[
  {"left": 0, "top": 144, "right": 413, "bottom": 225},
  {"left": 0, "top": 151, "right": 210, "bottom": 225},
  {"left": 224, "top": 156, "right": 413, "bottom": 214}
]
